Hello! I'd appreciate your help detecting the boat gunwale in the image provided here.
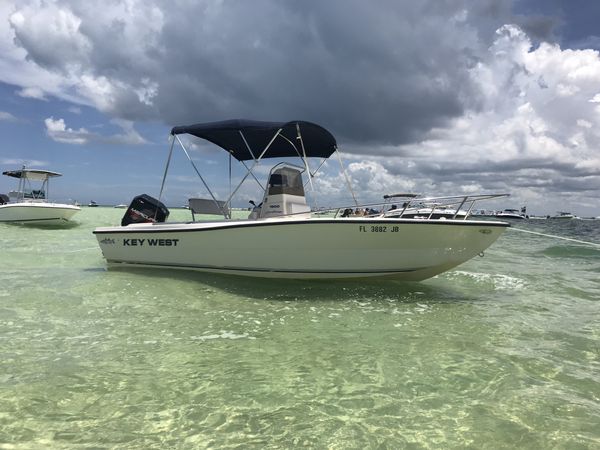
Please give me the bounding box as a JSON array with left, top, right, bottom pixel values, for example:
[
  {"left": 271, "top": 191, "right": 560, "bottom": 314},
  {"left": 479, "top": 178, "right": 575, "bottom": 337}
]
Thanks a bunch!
[{"left": 94, "top": 217, "right": 510, "bottom": 234}]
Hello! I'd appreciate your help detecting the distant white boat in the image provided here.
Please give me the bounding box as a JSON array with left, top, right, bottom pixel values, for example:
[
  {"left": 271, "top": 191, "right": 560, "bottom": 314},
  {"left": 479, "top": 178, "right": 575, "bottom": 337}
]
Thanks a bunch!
[
  {"left": 88, "top": 200, "right": 99, "bottom": 207},
  {"left": 0, "top": 167, "right": 80, "bottom": 225},
  {"left": 549, "top": 211, "right": 576, "bottom": 220},
  {"left": 496, "top": 208, "right": 527, "bottom": 220},
  {"left": 114, "top": 204, "right": 127, "bottom": 208}
]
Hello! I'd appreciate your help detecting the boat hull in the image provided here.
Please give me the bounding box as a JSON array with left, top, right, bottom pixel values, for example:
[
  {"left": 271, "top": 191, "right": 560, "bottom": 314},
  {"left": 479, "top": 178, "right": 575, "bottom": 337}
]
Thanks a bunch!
[
  {"left": 0, "top": 203, "right": 80, "bottom": 225},
  {"left": 495, "top": 214, "right": 526, "bottom": 220},
  {"left": 94, "top": 218, "right": 509, "bottom": 281}
]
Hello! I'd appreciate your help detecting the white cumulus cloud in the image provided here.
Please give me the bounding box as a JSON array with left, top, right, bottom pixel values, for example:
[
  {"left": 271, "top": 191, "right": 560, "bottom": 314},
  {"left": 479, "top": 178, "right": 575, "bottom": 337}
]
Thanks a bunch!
[
  {"left": 45, "top": 116, "right": 146, "bottom": 145},
  {"left": 0, "top": 110, "right": 17, "bottom": 121}
]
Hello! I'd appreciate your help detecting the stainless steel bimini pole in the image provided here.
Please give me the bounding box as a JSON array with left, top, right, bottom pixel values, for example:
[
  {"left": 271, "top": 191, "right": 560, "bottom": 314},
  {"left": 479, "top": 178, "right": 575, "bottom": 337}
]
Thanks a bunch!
[
  {"left": 18, "top": 166, "right": 25, "bottom": 202},
  {"left": 175, "top": 134, "right": 230, "bottom": 219},
  {"left": 296, "top": 123, "right": 315, "bottom": 193},
  {"left": 335, "top": 149, "right": 359, "bottom": 206},
  {"left": 238, "top": 131, "right": 266, "bottom": 189},
  {"left": 158, "top": 135, "right": 176, "bottom": 201},
  {"left": 224, "top": 128, "right": 283, "bottom": 207},
  {"left": 43, "top": 176, "right": 49, "bottom": 202}
]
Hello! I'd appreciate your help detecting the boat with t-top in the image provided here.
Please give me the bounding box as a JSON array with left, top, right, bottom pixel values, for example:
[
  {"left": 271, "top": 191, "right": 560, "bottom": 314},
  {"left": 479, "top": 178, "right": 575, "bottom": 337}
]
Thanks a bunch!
[
  {"left": 0, "top": 167, "right": 80, "bottom": 225},
  {"left": 94, "top": 119, "right": 510, "bottom": 281}
]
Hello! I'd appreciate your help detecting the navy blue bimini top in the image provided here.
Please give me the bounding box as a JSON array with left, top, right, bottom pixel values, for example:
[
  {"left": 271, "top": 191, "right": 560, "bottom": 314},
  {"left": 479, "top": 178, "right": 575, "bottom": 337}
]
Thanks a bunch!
[{"left": 170, "top": 119, "right": 337, "bottom": 161}]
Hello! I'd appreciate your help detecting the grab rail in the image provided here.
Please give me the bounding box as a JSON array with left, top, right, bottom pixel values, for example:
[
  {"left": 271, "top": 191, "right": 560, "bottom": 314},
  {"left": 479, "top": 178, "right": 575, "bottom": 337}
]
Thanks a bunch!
[
  {"left": 213, "top": 193, "right": 509, "bottom": 221},
  {"left": 331, "top": 193, "right": 509, "bottom": 220}
]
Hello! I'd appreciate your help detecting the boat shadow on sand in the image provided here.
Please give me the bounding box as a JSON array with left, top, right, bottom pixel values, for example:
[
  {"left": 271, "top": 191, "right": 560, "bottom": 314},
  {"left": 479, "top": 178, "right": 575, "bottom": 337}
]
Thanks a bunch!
[{"left": 97, "top": 265, "right": 477, "bottom": 304}]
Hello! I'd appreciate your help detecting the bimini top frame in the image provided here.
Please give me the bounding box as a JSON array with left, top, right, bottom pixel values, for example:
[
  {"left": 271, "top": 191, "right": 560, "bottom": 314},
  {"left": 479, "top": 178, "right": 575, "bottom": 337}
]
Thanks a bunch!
[
  {"left": 162, "top": 119, "right": 358, "bottom": 218},
  {"left": 171, "top": 120, "right": 337, "bottom": 161}
]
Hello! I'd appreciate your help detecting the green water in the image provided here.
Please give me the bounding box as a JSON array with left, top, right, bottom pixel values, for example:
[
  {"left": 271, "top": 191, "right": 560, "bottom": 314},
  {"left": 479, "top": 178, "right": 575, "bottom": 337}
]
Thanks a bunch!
[{"left": 1, "top": 208, "right": 599, "bottom": 449}]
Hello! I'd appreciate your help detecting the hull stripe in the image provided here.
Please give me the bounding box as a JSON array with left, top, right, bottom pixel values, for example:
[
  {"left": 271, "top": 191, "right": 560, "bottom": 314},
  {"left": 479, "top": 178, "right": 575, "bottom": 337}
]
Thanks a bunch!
[
  {"left": 106, "top": 260, "right": 423, "bottom": 274},
  {"left": 94, "top": 219, "right": 509, "bottom": 234}
]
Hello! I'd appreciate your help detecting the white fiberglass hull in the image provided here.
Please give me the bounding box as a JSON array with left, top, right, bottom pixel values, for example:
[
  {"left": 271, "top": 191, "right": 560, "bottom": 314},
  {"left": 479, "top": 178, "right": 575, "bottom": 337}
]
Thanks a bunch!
[
  {"left": 495, "top": 214, "right": 526, "bottom": 220},
  {"left": 0, "top": 202, "right": 80, "bottom": 225},
  {"left": 94, "top": 218, "right": 509, "bottom": 281}
]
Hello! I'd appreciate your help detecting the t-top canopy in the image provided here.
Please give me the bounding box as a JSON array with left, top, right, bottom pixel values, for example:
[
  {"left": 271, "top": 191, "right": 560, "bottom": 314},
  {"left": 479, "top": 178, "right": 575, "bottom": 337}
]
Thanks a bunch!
[
  {"left": 170, "top": 119, "right": 337, "bottom": 161},
  {"left": 2, "top": 169, "right": 62, "bottom": 181}
]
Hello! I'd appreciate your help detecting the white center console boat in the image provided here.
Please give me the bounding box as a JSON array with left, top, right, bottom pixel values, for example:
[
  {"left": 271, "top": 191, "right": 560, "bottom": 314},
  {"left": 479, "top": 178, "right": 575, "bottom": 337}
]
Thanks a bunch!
[
  {"left": 0, "top": 168, "right": 80, "bottom": 225},
  {"left": 94, "top": 120, "right": 509, "bottom": 281}
]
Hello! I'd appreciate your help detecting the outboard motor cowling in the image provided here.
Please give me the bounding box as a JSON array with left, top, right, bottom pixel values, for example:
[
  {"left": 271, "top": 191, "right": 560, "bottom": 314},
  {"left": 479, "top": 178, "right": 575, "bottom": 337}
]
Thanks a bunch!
[{"left": 121, "top": 194, "right": 169, "bottom": 226}]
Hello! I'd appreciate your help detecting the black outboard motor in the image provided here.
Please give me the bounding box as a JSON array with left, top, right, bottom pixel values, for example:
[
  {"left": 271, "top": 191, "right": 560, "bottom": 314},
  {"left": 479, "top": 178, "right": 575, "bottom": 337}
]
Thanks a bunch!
[{"left": 121, "top": 194, "right": 169, "bottom": 226}]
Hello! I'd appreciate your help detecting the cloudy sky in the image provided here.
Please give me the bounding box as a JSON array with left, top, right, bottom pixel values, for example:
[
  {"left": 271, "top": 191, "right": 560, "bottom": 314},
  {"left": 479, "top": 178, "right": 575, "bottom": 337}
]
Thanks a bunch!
[{"left": 1, "top": 0, "right": 600, "bottom": 215}]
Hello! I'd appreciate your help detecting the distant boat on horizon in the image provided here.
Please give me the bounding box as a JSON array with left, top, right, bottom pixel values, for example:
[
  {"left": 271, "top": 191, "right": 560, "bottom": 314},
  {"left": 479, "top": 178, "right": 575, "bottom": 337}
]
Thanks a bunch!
[
  {"left": 495, "top": 208, "right": 527, "bottom": 220},
  {"left": 88, "top": 200, "right": 99, "bottom": 207},
  {"left": 548, "top": 211, "right": 576, "bottom": 219}
]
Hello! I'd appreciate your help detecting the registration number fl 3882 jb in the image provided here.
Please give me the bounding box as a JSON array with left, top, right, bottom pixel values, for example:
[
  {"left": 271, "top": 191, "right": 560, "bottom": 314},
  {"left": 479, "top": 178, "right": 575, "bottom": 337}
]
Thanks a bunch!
[{"left": 358, "top": 225, "right": 399, "bottom": 233}]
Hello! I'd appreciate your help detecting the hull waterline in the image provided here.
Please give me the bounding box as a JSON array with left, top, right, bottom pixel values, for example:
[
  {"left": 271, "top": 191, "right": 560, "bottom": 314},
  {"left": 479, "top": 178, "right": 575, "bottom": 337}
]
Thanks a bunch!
[{"left": 94, "top": 218, "right": 509, "bottom": 281}]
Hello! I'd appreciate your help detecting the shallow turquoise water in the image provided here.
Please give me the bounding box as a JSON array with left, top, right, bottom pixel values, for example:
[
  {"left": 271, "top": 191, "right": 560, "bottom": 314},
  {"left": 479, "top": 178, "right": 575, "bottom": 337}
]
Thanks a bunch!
[{"left": 1, "top": 208, "right": 599, "bottom": 449}]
